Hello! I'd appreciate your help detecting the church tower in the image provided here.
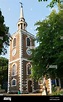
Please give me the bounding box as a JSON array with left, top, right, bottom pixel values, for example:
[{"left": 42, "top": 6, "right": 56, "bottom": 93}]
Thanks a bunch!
[{"left": 8, "top": 3, "right": 38, "bottom": 93}]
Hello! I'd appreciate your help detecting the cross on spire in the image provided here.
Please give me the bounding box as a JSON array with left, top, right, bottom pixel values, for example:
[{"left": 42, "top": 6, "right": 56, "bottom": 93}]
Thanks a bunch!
[{"left": 19, "top": 2, "right": 23, "bottom": 8}]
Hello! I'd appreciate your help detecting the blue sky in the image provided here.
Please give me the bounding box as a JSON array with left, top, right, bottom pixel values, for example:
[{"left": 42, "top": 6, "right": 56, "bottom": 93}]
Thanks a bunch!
[{"left": 0, "top": 0, "right": 58, "bottom": 59}]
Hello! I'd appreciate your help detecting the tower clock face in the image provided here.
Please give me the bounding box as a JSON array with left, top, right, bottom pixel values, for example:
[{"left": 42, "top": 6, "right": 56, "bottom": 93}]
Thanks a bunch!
[
  {"left": 26, "top": 48, "right": 32, "bottom": 55},
  {"left": 12, "top": 49, "right": 16, "bottom": 56}
]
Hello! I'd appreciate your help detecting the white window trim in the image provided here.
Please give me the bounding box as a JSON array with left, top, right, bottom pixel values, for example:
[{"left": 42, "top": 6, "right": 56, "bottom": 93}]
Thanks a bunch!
[
  {"left": 11, "top": 63, "right": 17, "bottom": 76},
  {"left": 26, "top": 37, "right": 31, "bottom": 47},
  {"left": 12, "top": 37, "right": 16, "bottom": 49},
  {"left": 26, "top": 62, "right": 31, "bottom": 75}
]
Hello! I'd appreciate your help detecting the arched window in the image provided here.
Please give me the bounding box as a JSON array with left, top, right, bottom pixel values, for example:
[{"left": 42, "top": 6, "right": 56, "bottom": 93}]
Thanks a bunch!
[
  {"left": 26, "top": 37, "right": 30, "bottom": 46},
  {"left": 12, "top": 64, "right": 17, "bottom": 76},
  {"left": 13, "top": 38, "right": 16, "bottom": 48},
  {"left": 11, "top": 78, "right": 17, "bottom": 86},
  {"left": 26, "top": 63, "right": 31, "bottom": 75}
]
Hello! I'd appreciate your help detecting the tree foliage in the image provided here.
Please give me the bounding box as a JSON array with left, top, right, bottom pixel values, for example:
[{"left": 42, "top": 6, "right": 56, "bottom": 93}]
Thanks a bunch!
[
  {"left": 31, "top": 9, "right": 63, "bottom": 80},
  {"left": 0, "top": 10, "right": 12, "bottom": 55},
  {"left": 0, "top": 57, "right": 8, "bottom": 89},
  {"left": 38, "top": 0, "right": 63, "bottom": 8}
]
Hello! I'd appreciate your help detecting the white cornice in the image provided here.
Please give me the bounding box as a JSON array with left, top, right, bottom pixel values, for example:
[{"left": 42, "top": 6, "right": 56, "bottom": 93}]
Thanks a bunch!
[
  {"left": 9, "top": 58, "right": 20, "bottom": 64},
  {"left": 11, "top": 29, "right": 35, "bottom": 39},
  {"left": 21, "top": 29, "right": 35, "bottom": 39},
  {"left": 21, "top": 58, "right": 31, "bottom": 62}
]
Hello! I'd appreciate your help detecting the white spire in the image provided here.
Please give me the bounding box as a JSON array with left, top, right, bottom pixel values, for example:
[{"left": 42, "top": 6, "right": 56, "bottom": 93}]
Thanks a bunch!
[
  {"left": 17, "top": 2, "right": 27, "bottom": 30},
  {"left": 20, "top": 2, "right": 24, "bottom": 19}
]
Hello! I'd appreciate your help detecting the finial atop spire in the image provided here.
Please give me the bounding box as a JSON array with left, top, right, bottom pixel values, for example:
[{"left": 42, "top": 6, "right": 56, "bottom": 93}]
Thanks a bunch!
[{"left": 19, "top": 2, "right": 23, "bottom": 8}]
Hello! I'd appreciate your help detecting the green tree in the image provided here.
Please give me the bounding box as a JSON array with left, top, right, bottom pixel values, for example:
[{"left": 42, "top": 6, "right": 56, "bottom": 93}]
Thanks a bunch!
[
  {"left": 0, "top": 10, "right": 12, "bottom": 55},
  {"left": 38, "top": 0, "right": 63, "bottom": 8},
  {"left": 31, "top": 9, "right": 63, "bottom": 80},
  {"left": 0, "top": 57, "right": 8, "bottom": 91}
]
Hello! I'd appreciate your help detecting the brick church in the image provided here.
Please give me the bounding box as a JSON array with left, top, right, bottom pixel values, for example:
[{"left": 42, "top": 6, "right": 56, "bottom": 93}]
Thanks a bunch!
[
  {"left": 7, "top": 2, "right": 61, "bottom": 95},
  {"left": 7, "top": 3, "right": 39, "bottom": 94}
]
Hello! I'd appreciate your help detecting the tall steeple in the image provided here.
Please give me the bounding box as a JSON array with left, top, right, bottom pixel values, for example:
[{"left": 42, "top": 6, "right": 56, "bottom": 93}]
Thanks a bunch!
[
  {"left": 17, "top": 2, "right": 27, "bottom": 30},
  {"left": 20, "top": 2, "right": 24, "bottom": 19}
]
